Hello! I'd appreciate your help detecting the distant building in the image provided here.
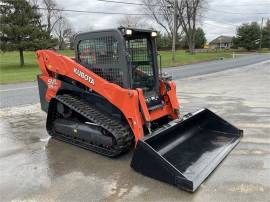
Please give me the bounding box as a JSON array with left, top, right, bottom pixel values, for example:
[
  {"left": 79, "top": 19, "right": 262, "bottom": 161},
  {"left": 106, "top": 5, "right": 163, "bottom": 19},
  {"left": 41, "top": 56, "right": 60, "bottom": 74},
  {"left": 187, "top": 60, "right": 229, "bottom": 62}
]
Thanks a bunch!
[{"left": 209, "top": 35, "right": 233, "bottom": 49}]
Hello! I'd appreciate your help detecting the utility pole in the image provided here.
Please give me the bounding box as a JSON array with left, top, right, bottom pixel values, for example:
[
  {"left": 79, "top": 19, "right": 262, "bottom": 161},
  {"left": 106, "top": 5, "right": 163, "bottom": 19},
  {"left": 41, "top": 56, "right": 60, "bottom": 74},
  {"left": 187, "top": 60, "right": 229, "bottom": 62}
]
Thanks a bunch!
[
  {"left": 259, "top": 17, "right": 264, "bottom": 50},
  {"left": 268, "top": 18, "right": 270, "bottom": 50},
  {"left": 172, "top": 0, "right": 177, "bottom": 63}
]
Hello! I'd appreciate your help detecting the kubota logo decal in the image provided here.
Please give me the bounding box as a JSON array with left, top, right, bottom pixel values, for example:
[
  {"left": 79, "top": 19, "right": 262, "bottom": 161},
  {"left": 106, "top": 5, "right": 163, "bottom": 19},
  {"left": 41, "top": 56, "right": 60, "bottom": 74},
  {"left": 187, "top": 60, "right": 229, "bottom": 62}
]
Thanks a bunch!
[{"left": 74, "top": 68, "right": 95, "bottom": 85}]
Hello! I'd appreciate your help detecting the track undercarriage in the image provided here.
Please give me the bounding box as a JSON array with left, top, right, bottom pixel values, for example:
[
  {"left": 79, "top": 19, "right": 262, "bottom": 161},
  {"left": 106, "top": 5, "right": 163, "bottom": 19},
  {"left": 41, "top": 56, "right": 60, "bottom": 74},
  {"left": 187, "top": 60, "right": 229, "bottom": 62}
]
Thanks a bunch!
[{"left": 46, "top": 94, "right": 134, "bottom": 157}]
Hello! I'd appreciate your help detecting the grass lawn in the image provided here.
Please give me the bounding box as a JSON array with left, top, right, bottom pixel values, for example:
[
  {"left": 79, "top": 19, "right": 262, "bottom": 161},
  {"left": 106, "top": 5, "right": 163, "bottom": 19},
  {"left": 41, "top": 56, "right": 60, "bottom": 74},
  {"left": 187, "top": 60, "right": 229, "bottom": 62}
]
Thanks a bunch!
[
  {"left": 159, "top": 50, "right": 233, "bottom": 67},
  {"left": 0, "top": 49, "right": 234, "bottom": 84},
  {"left": 0, "top": 50, "right": 74, "bottom": 84}
]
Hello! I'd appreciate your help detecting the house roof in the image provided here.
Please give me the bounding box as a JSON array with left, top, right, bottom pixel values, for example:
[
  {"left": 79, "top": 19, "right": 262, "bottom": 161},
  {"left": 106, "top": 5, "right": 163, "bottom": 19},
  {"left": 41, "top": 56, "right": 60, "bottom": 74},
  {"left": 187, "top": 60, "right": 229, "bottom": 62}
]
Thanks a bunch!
[{"left": 209, "top": 35, "right": 233, "bottom": 44}]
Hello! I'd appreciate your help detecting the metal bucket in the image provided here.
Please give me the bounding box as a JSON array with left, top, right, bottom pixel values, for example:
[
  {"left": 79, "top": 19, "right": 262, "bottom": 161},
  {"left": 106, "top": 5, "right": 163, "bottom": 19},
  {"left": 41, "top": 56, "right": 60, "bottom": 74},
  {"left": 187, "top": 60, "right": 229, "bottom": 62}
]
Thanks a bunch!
[{"left": 131, "top": 108, "right": 243, "bottom": 192}]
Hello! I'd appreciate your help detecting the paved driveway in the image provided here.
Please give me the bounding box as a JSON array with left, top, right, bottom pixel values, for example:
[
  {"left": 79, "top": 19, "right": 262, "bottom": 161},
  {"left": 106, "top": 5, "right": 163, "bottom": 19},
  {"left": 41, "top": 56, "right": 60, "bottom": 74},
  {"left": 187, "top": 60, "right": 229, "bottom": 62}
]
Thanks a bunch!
[{"left": 0, "top": 61, "right": 269, "bottom": 201}]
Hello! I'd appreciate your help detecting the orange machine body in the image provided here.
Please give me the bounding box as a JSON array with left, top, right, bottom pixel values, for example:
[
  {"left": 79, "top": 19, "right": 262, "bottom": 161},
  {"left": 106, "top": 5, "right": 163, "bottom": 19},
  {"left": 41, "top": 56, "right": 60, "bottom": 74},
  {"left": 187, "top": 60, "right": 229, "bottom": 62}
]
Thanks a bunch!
[{"left": 37, "top": 50, "right": 180, "bottom": 142}]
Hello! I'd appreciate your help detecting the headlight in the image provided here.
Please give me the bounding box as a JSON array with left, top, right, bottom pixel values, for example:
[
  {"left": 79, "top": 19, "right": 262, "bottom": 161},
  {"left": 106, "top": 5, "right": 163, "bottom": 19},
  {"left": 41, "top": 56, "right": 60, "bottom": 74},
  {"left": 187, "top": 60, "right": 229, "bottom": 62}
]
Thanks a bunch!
[
  {"left": 151, "top": 32, "right": 157, "bottom": 37},
  {"left": 126, "top": 29, "right": 132, "bottom": 35}
]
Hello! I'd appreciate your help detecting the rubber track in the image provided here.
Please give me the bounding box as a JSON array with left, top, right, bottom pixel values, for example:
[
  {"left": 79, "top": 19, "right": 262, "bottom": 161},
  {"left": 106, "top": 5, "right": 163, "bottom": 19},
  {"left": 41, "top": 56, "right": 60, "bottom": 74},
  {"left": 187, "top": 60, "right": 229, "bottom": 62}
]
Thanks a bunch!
[{"left": 46, "top": 94, "right": 134, "bottom": 157}]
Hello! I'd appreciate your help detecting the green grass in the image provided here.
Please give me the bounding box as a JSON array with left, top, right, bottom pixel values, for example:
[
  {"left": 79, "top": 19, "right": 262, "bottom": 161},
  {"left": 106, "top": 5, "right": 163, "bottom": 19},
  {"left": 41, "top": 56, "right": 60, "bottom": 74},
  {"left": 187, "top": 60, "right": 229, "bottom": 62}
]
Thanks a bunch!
[
  {"left": 258, "top": 48, "right": 270, "bottom": 53},
  {"left": 0, "top": 50, "right": 74, "bottom": 84},
  {"left": 0, "top": 49, "right": 235, "bottom": 84},
  {"left": 159, "top": 50, "right": 233, "bottom": 67}
]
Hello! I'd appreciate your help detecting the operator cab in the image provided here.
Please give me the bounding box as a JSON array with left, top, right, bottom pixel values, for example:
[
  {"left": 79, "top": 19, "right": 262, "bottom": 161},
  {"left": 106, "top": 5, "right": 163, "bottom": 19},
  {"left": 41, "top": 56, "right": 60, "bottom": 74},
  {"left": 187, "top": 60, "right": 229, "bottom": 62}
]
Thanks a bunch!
[
  {"left": 74, "top": 27, "right": 161, "bottom": 109},
  {"left": 120, "top": 27, "right": 158, "bottom": 97}
]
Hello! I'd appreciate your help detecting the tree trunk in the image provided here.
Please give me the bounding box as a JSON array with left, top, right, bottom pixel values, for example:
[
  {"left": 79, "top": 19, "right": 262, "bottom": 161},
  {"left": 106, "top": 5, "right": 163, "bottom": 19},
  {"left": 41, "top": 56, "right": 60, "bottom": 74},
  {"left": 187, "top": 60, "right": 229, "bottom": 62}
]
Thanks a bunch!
[
  {"left": 19, "top": 49, "right": 24, "bottom": 66},
  {"left": 47, "top": 15, "right": 51, "bottom": 35},
  {"left": 188, "top": 40, "right": 195, "bottom": 54}
]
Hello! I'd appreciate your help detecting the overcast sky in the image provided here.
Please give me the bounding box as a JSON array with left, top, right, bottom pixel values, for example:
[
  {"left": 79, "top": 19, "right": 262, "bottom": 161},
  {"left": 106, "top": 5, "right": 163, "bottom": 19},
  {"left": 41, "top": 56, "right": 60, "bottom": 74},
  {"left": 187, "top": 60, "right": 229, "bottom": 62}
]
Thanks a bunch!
[{"left": 54, "top": 0, "right": 270, "bottom": 42}]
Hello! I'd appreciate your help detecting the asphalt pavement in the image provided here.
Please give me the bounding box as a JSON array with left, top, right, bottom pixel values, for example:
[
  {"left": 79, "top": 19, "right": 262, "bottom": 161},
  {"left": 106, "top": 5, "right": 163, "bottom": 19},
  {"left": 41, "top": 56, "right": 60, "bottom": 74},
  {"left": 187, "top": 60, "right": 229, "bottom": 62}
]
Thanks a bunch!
[
  {"left": 0, "top": 53, "right": 269, "bottom": 108},
  {"left": 166, "top": 53, "right": 270, "bottom": 79},
  {"left": 0, "top": 61, "right": 269, "bottom": 201},
  {"left": 0, "top": 82, "right": 38, "bottom": 108}
]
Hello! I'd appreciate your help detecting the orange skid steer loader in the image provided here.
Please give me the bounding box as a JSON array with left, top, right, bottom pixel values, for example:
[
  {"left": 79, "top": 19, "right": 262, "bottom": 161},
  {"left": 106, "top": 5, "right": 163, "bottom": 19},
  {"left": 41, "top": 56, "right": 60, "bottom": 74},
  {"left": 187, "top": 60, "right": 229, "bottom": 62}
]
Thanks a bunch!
[{"left": 37, "top": 27, "right": 243, "bottom": 192}]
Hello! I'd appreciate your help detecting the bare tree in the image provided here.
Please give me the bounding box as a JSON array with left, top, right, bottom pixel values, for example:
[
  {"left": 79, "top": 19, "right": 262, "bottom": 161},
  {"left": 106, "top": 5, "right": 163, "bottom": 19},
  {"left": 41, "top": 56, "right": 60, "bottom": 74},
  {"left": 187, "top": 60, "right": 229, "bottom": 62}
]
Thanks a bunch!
[
  {"left": 53, "top": 15, "right": 73, "bottom": 50},
  {"left": 118, "top": 16, "right": 151, "bottom": 29},
  {"left": 178, "top": 0, "right": 205, "bottom": 53},
  {"left": 142, "top": 0, "right": 205, "bottom": 53},
  {"left": 29, "top": 0, "right": 40, "bottom": 7},
  {"left": 142, "top": 0, "right": 182, "bottom": 38},
  {"left": 68, "top": 33, "right": 77, "bottom": 50},
  {"left": 42, "top": 0, "right": 62, "bottom": 35}
]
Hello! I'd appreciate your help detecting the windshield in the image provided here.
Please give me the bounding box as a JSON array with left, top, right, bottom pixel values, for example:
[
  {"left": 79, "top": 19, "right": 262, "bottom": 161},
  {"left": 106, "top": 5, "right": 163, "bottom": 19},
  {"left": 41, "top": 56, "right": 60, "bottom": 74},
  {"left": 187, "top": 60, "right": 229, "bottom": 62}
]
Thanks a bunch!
[{"left": 125, "top": 37, "right": 156, "bottom": 94}]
